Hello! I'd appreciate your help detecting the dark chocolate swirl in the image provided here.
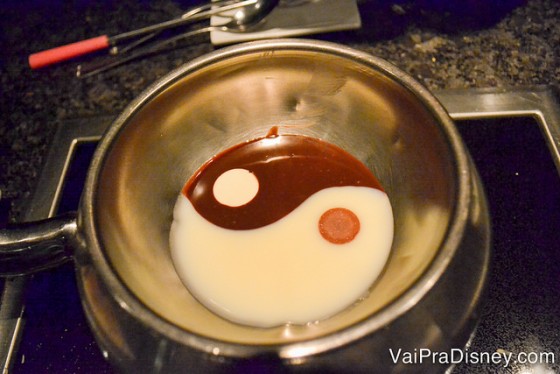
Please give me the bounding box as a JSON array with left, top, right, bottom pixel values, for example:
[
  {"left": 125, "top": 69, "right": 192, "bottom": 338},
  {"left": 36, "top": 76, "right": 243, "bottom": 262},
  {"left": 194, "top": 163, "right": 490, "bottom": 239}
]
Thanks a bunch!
[{"left": 183, "top": 133, "right": 383, "bottom": 230}]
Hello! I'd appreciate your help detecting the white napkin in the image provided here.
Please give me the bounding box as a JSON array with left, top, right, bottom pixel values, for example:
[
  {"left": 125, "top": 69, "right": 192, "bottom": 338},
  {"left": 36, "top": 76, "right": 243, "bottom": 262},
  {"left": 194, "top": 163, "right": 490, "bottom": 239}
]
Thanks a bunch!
[{"left": 210, "top": 0, "right": 361, "bottom": 45}]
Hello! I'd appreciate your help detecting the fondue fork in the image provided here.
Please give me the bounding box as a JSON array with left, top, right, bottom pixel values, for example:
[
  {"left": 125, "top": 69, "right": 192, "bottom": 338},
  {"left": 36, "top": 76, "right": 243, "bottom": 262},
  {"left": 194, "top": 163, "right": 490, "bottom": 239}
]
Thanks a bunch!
[
  {"left": 28, "top": 0, "right": 258, "bottom": 69},
  {"left": 76, "top": 0, "right": 279, "bottom": 78}
]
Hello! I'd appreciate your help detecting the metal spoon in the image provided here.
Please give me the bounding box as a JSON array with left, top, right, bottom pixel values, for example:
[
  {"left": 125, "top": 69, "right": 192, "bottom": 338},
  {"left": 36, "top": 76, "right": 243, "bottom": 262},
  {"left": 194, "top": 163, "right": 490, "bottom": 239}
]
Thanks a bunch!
[
  {"left": 29, "top": 0, "right": 261, "bottom": 69},
  {"left": 76, "top": 0, "right": 280, "bottom": 78}
]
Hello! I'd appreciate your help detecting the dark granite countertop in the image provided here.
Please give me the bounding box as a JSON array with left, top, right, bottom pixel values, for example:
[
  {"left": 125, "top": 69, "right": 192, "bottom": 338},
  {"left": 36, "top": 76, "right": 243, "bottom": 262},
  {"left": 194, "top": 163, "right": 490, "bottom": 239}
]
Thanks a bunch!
[{"left": 1, "top": 0, "right": 559, "bottom": 220}]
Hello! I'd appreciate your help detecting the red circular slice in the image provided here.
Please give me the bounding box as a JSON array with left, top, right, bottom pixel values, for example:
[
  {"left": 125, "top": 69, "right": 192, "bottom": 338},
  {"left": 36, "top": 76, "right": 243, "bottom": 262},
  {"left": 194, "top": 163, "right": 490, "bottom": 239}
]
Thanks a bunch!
[{"left": 318, "top": 208, "right": 360, "bottom": 244}]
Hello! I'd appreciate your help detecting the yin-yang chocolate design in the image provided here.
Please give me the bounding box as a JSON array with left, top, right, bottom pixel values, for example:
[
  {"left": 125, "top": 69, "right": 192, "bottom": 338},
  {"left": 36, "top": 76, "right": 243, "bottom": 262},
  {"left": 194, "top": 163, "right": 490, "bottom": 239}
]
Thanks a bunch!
[{"left": 170, "top": 130, "right": 394, "bottom": 328}]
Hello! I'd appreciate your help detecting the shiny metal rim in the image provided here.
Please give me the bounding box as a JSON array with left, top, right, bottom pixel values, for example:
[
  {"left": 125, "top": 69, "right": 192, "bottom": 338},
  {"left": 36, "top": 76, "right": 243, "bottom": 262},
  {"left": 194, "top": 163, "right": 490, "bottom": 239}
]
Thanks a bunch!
[{"left": 81, "top": 39, "right": 472, "bottom": 358}]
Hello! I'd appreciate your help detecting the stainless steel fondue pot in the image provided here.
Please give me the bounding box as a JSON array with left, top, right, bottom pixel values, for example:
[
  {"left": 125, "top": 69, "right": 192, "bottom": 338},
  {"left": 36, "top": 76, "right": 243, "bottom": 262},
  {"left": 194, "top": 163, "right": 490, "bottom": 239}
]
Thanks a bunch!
[{"left": 0, "top": 39, "right": 490, "bottom": 372}]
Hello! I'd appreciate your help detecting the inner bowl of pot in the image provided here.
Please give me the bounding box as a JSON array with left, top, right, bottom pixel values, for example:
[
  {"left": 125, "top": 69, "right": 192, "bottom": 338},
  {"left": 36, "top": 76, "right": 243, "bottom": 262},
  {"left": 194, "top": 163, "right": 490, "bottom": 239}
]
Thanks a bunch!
[{"left": 93, "top": 40, "right": 468, "bottom": 346}]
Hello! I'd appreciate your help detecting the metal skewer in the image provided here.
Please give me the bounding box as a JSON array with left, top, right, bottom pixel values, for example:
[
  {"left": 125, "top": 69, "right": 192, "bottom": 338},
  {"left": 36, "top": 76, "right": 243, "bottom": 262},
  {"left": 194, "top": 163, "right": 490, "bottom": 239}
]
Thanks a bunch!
[
  {"left": 76, "top": 0, "right": 279, "bottom": 78},
  {"left": 28, "top": 0, "right": 257, "bottom": 69}
]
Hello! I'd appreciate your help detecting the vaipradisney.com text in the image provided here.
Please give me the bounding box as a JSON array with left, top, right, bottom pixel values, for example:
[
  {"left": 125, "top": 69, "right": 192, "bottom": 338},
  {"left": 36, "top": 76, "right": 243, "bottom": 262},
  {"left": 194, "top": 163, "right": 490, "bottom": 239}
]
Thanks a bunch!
[{"left": 389, "top": 348, "right": 556, "bottom": 368}]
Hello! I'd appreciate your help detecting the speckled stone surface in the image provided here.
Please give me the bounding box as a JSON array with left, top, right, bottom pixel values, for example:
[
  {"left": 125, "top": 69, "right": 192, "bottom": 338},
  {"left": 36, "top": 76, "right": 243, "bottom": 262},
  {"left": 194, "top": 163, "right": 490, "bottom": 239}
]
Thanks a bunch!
[{"left": 1, "top": 0, "right": 559, "bottom": 220}]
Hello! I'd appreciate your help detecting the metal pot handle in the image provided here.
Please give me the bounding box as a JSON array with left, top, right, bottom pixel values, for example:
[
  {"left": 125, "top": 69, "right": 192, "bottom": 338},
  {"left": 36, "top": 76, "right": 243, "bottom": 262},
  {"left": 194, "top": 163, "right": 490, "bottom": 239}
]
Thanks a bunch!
[{"left": 0, "top": 212, "right": 77, "bottom": 276}]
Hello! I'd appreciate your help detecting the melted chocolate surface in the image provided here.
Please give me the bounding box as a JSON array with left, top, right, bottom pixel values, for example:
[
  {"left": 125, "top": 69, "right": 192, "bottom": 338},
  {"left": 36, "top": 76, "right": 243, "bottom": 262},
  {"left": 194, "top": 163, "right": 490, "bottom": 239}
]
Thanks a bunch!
[{"left": 183, "top": 132, "right": 383, "bottom": 230}]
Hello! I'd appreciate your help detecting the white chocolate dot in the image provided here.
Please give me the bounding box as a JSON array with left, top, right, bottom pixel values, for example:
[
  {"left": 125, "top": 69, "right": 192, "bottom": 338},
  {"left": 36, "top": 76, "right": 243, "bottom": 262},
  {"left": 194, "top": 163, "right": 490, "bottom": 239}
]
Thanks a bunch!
[{"left": 213, "top": 168, "right": 259, "bottom": 207}]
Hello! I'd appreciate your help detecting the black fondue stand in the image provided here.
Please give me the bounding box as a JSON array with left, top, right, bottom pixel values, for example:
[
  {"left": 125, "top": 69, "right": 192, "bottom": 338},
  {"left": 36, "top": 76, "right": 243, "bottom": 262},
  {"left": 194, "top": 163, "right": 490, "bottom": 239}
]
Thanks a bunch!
[{"left": 1, "top": 1, "right": 559, "bottom": 373}]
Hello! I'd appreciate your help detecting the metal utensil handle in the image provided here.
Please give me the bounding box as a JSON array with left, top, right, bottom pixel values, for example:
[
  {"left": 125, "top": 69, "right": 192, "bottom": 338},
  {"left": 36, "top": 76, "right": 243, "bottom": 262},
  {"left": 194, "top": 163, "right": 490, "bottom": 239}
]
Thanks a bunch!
[
  {"left": 28, "top": 0, "right": 257, "bottom": 69},
  {"left": 77, "top": 26, "right": 214, "bottom": 78},
  {"left": 0, "top": 212, "right": 78, "bottom": 276}
]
